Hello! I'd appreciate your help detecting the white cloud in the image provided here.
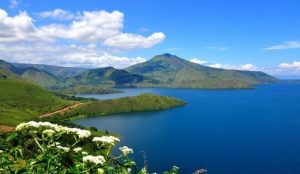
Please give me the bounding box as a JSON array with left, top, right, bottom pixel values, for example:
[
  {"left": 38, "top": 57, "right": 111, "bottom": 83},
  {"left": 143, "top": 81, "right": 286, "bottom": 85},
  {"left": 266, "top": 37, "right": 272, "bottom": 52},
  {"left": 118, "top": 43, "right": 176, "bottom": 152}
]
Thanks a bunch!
[
  {"left": 61, "top": 53, "right": 146, "bottom": 68},
  {"left": 278, "top": 61, "right": 300, "bottom": 70},
  {"left": 208, "top": 63, "right": 258, "bottom": 71},
  {"left": 65, "top": 10, "right": 124, "bottom": 42},
  {"left": 0, "top": 42, "right": 146, "bottom": 69},
  {"left": 206, "top": 46, "right": 228, "bottom": 51},
  {"left": 205, "top": 61, "right": 300, "bottom": 76},
  {"left": 263, "top": 41, "right": 300, "bottom": 50},
  {"left": 0, "top": 8, "right": 165, "bottom": 49},
  {"left": 104, "top": 32, "right": 165, "bottom": 49},
  {"left": 0, "top": 9, "right": 36, "bottom": 42},
  {"left": 38, "top": 9, "right": 75, "bottom": 20},
  {"left": 189, "top": 58, "right": 208, "bottom": 65},
  {"left": 240, "top": 64, "right": 258, "bottom": 71}
]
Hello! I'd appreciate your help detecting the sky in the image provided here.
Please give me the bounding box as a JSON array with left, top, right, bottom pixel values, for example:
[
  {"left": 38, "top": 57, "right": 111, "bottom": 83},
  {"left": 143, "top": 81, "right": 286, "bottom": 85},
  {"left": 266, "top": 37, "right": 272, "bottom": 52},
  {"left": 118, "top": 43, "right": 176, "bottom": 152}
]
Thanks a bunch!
[{"left": 0, "top": 0, "right": 300, "bottom": 78}]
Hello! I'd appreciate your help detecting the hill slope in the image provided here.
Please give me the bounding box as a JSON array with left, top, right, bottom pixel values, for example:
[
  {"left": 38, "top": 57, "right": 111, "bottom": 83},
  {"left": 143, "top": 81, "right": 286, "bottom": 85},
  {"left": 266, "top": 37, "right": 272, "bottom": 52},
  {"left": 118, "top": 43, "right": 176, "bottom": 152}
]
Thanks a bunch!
[
  {"left": 126, "top": 53, "right": 278, "bottom": 88},
  {"left": 21, "top": 68, "right": 58, "bottom": 88},
  {"left": 0, "top": 70, "right": 74, "bottom": 126},
  {"left": 13, "top": 63, "right": 88, "bottom": 79},
  {"left": 63, "top": 67, "right": 144, "bottom": 88}
]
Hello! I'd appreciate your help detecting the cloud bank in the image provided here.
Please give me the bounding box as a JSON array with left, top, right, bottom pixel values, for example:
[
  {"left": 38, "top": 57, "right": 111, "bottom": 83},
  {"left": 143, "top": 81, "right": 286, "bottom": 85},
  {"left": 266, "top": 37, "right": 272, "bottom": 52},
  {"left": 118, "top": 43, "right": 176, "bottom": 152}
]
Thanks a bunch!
[{"left": 0, "top": 8, "right": 164, "bottom": 68}]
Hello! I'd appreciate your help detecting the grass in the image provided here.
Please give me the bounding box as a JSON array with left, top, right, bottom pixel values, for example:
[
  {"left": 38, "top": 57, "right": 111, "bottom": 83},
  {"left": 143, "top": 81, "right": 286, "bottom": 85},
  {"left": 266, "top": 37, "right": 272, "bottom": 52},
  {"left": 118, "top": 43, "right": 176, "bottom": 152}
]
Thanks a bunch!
[
  {"left": 0, "top": 79, "right": 75, "bottom": 126},
  {"left": 54, "top": 85, "right": 122, "bottom": 95},
  {"left": 52, "top": 93, "right": 186, "bottom": 119}
]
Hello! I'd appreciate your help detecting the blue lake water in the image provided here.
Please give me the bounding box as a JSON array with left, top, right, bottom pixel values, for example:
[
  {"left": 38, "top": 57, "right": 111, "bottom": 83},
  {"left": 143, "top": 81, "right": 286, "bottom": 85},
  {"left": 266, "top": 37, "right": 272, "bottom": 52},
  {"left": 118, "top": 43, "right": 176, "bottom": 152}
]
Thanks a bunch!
[{"left": 73, "top": 83, "right": 300, "bottom": 174}]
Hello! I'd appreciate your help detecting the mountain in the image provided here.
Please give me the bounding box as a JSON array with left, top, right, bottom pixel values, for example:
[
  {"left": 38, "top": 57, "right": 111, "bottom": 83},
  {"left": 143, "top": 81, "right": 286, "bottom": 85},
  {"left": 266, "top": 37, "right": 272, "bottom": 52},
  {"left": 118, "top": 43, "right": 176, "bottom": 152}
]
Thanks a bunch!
[
  {"left": 125, "top": 53, "right": 278, "bottom": 89},
  {"left": 2, "top": 54, "right": 278, "bottom": 89},
  {"left": 0, "top": 60, "right": 23, "bottom": 74},
  {"left": 0, "top": 60, "right": 60, "bottom": 88},
  {"left": 21, "top": 68, "right": 58, "bottom": 88},
  {"left": 63, "top": 67, "right": 145, "bottom": 88},
  {"left": 13, "top": 63, "right": 88, "bottom": 79}
]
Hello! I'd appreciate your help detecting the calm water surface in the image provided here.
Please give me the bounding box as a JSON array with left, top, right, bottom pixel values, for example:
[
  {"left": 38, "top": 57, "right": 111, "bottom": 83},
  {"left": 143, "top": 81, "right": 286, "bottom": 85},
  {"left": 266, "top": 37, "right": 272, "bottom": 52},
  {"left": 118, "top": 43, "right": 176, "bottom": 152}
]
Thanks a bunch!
[{"left": 74, "top": 83, "right": 300, "bottom": 174}]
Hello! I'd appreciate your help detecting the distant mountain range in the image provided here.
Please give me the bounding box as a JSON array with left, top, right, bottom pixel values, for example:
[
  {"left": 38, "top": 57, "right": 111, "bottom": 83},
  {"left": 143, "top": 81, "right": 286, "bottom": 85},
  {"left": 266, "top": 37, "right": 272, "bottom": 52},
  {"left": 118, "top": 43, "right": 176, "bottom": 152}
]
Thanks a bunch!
[
  {"left": 13, "top": 63, "right": 87, "bottom": 79},
  {"left": 0, "top": 53, "right": 278, "bottom": 89}
]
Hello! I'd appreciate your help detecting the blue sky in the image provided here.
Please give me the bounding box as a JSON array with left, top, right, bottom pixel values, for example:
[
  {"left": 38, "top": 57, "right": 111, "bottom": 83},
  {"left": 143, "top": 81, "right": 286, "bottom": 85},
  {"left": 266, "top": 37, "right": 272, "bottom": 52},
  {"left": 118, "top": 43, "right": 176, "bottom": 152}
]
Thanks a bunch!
[{"left": 0, "top": 0, "right": 300, "bottom": 77}]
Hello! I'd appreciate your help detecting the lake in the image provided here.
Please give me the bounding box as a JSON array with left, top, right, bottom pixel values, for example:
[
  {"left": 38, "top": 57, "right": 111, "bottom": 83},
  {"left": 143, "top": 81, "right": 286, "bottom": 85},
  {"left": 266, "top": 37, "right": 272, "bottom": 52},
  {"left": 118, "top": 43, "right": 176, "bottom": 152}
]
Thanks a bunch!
[{"left": 73, "top": 83, "right": 300, "bottom": 174}]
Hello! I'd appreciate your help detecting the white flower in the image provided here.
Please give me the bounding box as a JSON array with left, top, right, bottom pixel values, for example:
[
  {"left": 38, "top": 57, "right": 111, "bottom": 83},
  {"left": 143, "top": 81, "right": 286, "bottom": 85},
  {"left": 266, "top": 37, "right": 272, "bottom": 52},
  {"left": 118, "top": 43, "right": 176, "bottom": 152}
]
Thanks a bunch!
[
  {"left": 92, "top": 136, "right": 120, "bottom": 146},
  {"left": 62, "top": 127, "right": 91, "bottom": 139},
  {"left": 82, "top": 151, "right": 88, "bottom": 156},
  {"left": 16, "top": 121, "right": 58, "bottom": 131},
  {"left": 16, "top": 121, "right": 91, "bottom": 139},
  {"left": 27, "top": 121, "right": 39, "bottom": 128},
  {"left": 83, "top": 155, "right": 106, "bottom": 165},
  {"left": 0, "top": 150, "right": 3, "bottom": 153},
  {"left": 73, "top": 147, "right": 83, "bottom": 153},
  {"left": 119, "top": 146, "right": 133, "bottom": 156},
  {"left": 16, "top": 123, "right": 27, "bottom": 131},
  {"left": 56, "top": 145, "right": 70, "bottom": 152},
  {"left": 42, "top": 129, "right": 55, "bottom": 137}
]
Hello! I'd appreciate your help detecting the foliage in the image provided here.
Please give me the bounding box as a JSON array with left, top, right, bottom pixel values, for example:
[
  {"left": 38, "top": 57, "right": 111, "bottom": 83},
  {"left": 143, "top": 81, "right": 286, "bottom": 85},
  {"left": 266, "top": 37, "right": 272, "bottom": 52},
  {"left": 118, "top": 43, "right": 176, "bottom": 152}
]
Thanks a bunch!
[
  {"left": 0, "top": 121, "right": 180, "bottom": 174},
  {"left": 62, "top": 67, "right": 144, "bottom": 88},
  {"left": 56, "top": 93, "right": 186, "bottom": 118},
  {"left": 0, "top": 79, "right": 74, "bottom": 126},
  {"left": 54, "top": 85, "right": 123, "bottom": 95}
]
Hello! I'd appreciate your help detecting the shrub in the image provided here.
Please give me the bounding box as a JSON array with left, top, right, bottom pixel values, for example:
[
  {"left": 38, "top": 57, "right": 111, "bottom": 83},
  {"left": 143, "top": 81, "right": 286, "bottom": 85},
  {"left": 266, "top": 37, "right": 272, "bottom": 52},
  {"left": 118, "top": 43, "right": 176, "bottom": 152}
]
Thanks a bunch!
[{"left": 0, "top": 121, "right": 180, "bottom": 174}]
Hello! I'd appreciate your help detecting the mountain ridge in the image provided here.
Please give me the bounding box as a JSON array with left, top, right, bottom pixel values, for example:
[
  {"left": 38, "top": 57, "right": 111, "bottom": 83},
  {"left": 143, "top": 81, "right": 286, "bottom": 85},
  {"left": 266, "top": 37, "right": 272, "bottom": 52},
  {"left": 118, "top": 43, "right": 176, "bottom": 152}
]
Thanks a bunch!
[
  {"left": 1, "top": 54, "right": 278, "bottom": 89},
  {"left": 125, "top": 53, "right": 278, "bottom": 88}
]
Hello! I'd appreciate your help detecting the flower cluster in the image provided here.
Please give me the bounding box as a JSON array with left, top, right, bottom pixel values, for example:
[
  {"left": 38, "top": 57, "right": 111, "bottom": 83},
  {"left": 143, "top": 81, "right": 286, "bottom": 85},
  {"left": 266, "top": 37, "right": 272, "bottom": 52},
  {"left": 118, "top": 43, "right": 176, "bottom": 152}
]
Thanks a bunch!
[
  {"left": 16, "top": 121, "right": 91, "bottom": 139},
  {"left": 56, "top": 145, "right": 70, "bottom": 152},
  {"left": 42, "top": 129, "right": 55, "bottom": 137},
  {"left": 73, "top": 147, "right": 82, "bottom": 153},
  {"left": 119, "top": 146, "right": 133, "bottom": 156},
  {"left": 1, "top": 121, "right": 180, "bottom": 174},
  {"left": 92, "top": 136, "right": 120, "bottom": 146},
  {"left": 82, "top": 155, "right": 106, "bottom": 165}
]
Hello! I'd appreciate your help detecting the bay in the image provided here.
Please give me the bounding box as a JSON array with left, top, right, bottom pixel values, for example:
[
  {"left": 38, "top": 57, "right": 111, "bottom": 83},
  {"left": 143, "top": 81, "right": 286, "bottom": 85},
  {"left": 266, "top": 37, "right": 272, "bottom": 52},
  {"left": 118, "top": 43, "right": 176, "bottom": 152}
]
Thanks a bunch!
[{"left": 74, "top": 83, "right": 300, "bottom": 174}]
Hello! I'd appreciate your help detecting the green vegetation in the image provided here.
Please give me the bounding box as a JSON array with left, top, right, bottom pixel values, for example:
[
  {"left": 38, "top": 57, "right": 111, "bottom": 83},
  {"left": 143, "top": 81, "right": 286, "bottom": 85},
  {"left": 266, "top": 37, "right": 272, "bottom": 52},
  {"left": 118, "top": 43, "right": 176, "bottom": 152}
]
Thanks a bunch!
[
  {"left": 0, "top": 121, "right": 180, "bottom": 173},
  {"left": 54, "top": 93, "right": 186, "bottom": 119},
  {"left": 13, "top": 63, "right": 88, "bottom": 79},
  {"left": 0, "top": 69, "right": 20, "bottom": 80},
  {"left": 21, "top": 68, "right": 58, "bottom": 88},
  {"left": 0, "top": 77, "right": 74, "bottom": 126},
  {"left": 126, "top": 53, "right": 278, "bottom": 89},
  {"left": 2, "top": 53, "right": 278, "bottom": 90},
  {"left": 62, "top": 67, "right": 144, "bottom": 88},
  {"left": 0, "top": 65, "right": 185, "bottom": 127},
  {"left": 55, "top": 85, "right": 123, "bottom": 95}
]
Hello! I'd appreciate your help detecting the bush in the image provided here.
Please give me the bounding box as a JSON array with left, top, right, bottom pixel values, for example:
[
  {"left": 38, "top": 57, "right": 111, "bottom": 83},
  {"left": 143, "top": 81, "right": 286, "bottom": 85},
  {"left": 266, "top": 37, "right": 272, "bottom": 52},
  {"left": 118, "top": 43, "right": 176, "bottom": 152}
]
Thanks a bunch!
[{"left": 0, "top": 121, "right": 180, "bottom": 174}]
